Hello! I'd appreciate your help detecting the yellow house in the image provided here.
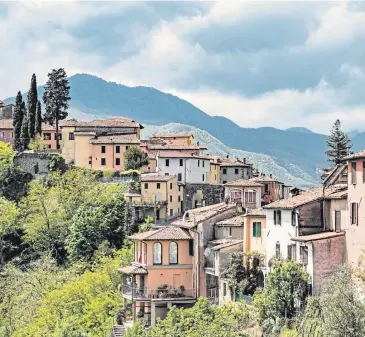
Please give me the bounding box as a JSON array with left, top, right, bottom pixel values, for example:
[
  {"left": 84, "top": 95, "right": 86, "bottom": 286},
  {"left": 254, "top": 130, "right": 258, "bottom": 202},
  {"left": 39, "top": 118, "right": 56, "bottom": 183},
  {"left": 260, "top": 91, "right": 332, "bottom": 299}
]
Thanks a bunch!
[{"left": 207, "top": 162, "right": 221, "bottom": 184}]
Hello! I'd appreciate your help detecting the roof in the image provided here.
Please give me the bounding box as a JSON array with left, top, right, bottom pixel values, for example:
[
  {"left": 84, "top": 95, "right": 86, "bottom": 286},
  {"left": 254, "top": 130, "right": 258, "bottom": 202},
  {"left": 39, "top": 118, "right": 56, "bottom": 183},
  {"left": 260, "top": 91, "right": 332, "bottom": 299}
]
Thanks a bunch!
[
  {"left": 245, "top": 208, "right": 266, "bottom": 217},
  {"left": 124, "top": 192, "right": 142, "bottom": 197},
  {"left": 250, "top": 176, "right": 281, "bottom": 183},
  {"left": 157, "top": 151, "right": 210, "bottom": 159},
  {"left": 90, "top": 134, "right": 140, "bottom": 144},
  {"left": 344, "top": 150, "right": 365, "bottom": 160},
  {"left": 41, "top": 123, "right": 56, "bottom": 131},
  {"left": 220, "top": 161, "right": 251, "bottom": 167},
  {"left": 0, "top": 119, "right": 13, "bottom": 129},
  {"left": 325, "top": 190, "right": 347, "bottom": 199},
  {"left": 216, "top": 215, "right": 244, "bottom": 227},
  {"left": 147, "top": 144, "right": 207, "bottom": 150},
  {"left": 141, "top": 174, "right": 176, "bottom": 182},
  {"left": 118, "top": 264, "right": 148, "bottom": 275},
  {"left": 323, "top": 164, "right": 347, "bottom": 186},
  {"left": 60, "top": 117, "right": 142, "bottom": 128},
  {"left": 263, "top": 187, "right": 346, "bottom": 209},
  {"left": 291, "top": 231, "right": 345, "bottom": 243},
  {"left": 127, "top": 226, "right": 191, "bottom": 241},
  {"left": 152, "top": 134, "right": 193, "bottom": 139},
  {"left": 224, "top": 179, "right": 264, "bottom": 187},
  {"left": 210, "top": 239, "right": 243, "bottom": 251}
]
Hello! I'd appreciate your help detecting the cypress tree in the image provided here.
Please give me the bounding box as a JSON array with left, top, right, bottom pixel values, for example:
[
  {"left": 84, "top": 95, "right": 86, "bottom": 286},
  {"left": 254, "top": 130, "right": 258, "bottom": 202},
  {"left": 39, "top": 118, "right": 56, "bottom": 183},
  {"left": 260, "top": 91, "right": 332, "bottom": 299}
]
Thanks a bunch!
[
  {"left": 35, "top": 100, "right": 42, "bottom": 135},
  {"left": 19, "top": 102, "right": 29, "bottom": 151},
  {"left": 43, "top": 68, "right": 70, "bottom": 150},
  {"left": 27, "top": 74, "right": 38, "bottom": 139},
  {"left": 326, "top": 119, "right": 352, "bottom": 165},
  {"left": 13, "top": 92, "right": 24, "bottom": 151}
]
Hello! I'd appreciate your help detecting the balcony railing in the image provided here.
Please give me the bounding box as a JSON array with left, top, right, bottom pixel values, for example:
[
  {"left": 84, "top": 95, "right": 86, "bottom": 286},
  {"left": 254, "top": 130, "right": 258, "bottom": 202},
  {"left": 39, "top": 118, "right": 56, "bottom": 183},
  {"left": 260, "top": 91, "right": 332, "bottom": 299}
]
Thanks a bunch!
[{"left": 122, "top": 285, "right": 196, "bottom": 300}]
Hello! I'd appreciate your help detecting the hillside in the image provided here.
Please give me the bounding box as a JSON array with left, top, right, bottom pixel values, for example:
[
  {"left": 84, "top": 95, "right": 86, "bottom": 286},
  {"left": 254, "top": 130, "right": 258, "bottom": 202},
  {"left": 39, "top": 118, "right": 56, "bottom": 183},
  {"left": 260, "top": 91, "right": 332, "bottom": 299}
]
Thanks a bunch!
[
  {"left": 142, "top": 123, "right": 316, "bottom": 187},
  {"left": 6, "top": 73, "right": 364, "bottom": 181}
]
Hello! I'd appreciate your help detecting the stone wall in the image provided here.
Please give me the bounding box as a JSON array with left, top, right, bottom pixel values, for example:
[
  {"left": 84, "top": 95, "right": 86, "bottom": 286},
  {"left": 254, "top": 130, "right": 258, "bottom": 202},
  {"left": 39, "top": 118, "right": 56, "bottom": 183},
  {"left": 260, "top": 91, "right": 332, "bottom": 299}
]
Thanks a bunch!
[
  {"left": 14, "top": 151, "right": 51, "bottom": 176},
  {"left": 183, "top": 183, "right": 224, "bottom": 211}
]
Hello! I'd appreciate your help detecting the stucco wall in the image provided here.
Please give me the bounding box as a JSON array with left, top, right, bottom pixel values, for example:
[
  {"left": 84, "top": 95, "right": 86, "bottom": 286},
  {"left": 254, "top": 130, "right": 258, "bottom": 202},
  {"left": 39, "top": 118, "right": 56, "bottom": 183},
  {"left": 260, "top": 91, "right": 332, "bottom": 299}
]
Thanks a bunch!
[
  {"left": 220, "top": 166, "right": 252, "bottom": 184},
  {"left": 215, "top": 226, "right": 243, "bottom": 240},
  {"left": 245, "top": 216, "right": 266, "bottom": 257},
  {"left": 207, "top": 164, "right": 220, "bottom": 184},
  {"left": 224, "top": 186, "right": 262, "bottom": 209}
]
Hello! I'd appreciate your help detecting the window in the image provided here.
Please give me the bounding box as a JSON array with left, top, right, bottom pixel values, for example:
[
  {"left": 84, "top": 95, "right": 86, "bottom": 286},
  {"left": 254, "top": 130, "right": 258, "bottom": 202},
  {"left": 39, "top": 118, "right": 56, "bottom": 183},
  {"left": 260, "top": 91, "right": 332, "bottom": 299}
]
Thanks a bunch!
[
  {"left": 88, "top": 158, "right": 92, "bottom": 165},
  {"left": 144, "top": 183, "right": 148, "bottom": 189},
  {"left": 274, "top": 210, "right": 282, "bottom": 225},
  {"left": 11, "top": 132, "right": 13, "bottom": 138},
  {"left": 43, "top": 133, "right": 51, "bottom": 140},
  {"left": 223, "top": 168, "right": 227, "bottom": 175},
  {"left": 245, "top": 191, "right": 257, "bottom": 203},
  {"left": 166, "top": 159, "right": 170, "bottom": 167},
  {"left": 69, "top": 132, "right": 75, "bottom": 140},
  {"left": 178, "top": 196, "right": 181, "bottom": 202},
  {"left": 223, "top": 181, "right": 227, "bottom": 184},
  {"left": 170, "top": 183, "right": 172, "bottom": 190},
  {"left": 189, "top": 240, "right": 194, "bottom": 256},
  {"left": 300, "top": 246, "right": 308, "bottom": 265},
  {"left": 180, "top": 159, "right": 183, "bottom": 166},
  {"left": 169, "top": 242, "right": 178, "bottom": 264},
  {"left": 229, "top": 227, "right": 232, "bottom": 236},
  {"left": 351, "top": 202, "right": 358, "bottom": 225},
  {"left": 101, "top": 158, "right": 106, "bottom": 165},
  {"left": 101, "top": 145, "right": 106, "bottom": 154},
  {"left": 363, "top": 161, "right": 365, "bottom": 183},
  {"left": 288, "top": 244, "right": 296, "bottom": 260},
  {"left": 203, "top": 161, "right": 205, "bottom": 168},
  {"left": 170, "top": 195, "right": 172, "bottom": 202},
  {"left": 54, "top": 133, "right": 62, "bottom": 140},
  {"left": 275, "top": 242, "right": 281, "bottom": 258},
  {"left": 235, "top": 168, "right": 239, "bottom": 174},
  {"left": 157, "top": 183, "right": 161, "bottom": 189},
  {"left": 223, "top": 283, "right": 227, "bottom": 296},
  {"left": 202, "top": 174, "right": 205, "bottom": 182},
  {"left": 126, "top": 146, "right": 129, "bottom": 150},
  {"left": 153, "top": 242, "right": 162, "bottom": 265},
  {"left": 116, "top": 145, "right": 120, "bottom": 154},
  {"left": 253, "top": 222, "right": 261, "bottom": 237},
  {"left": 352, "top": 161, "right": 357, "bottom": 184},
  {"left": 170, "top": 209, "right": 173, "bottom": 216},
  {"left": 264, "top": 184, "right": 269, "bottom": 193},
  {"left": 115, "top": 158, "right": 120, "bottom": 166},
  {"left": 178, "top": 173, "right": 182, "bottom": 181},
  {"left": 291, "top": 211, "right": 296, "bottom": 226},
  {"left": 198, "top": 160, "right": 200, "bottom": 167},
  {"left": 335, "top": 210, "right": 341, "bottom": 232},
  {"left": 178, "top": 186, "right": 181, "bottom": 192}
]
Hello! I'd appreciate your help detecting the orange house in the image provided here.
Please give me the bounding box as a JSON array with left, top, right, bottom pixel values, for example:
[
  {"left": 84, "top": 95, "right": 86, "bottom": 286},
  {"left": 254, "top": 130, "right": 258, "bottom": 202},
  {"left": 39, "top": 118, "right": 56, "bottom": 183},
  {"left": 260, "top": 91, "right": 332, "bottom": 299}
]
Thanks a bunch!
[{"left": 118, "top": 226, "right": 196, "bottom": 327}]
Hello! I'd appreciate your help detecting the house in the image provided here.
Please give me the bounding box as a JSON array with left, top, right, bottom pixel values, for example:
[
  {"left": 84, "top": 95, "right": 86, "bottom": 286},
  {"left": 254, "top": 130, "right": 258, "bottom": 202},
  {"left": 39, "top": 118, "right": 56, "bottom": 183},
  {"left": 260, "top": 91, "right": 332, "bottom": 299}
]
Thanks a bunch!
[
  {"left": 60, "top": 117, "right": 143, "bottom": 165},
  {"left": 0, "top": 119, "right": 13, "bottom": 144},
  {"left": 250, "top": 175, "right": 285, "bottom": 203},
  {"left": 207, "top": 161, "right": 221, "bottom": 184},
  {"left": 151, "top": 134, "right": 194, "bottom": 146},
  {"left": 0, "top": 101, "right": 14, "bottom": 119},
  {"left": 156, "top": 152, "right": 211, "bottom": 184},
  {"left": 264, "top": 187, "right": 347, "bottom": 295},
  {"left": 219, "top": 158, "right": 253, "bottom": 184},
  {"left": 118, "top": 226, "right": 196, "bottom": 327},
  {"left": 224, "top": 179, "right": 263, "bottom": 209},
  {"left": 138, "top": 175, "right": 183, "bottom": 223},
  {"left": 343, "top": 150, "right": 365, "bottom": 266}
]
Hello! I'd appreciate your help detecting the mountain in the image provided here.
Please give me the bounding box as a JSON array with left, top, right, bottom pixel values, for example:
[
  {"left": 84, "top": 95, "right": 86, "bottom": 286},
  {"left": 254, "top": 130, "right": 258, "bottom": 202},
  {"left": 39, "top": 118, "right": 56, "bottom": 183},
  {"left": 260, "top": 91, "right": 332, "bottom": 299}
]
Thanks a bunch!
[
  {"left": 348, "top": 129, "right": 362, "bottom": 139},
  {"left": 6, "top": 73, "right": 361, "bottom": 182},
  {"left": 286, "top": 127, "right": 314, "bottom": 134},
  {"left": 142, "top": 123, "right": 316, "bottom": 187}
]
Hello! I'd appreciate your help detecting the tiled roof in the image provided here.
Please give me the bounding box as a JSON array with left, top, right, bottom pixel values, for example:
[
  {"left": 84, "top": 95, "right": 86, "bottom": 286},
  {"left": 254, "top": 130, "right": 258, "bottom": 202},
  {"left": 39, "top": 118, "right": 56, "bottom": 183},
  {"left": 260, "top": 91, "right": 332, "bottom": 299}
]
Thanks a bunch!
[
  {"left": 152, "top": 134, "right": 193, "bottom": 138},
  {"left": 118, "top": 264, "right": 148, "bottom": 275},
  {"left": 344, "top": 150, "right": 365, "bottom": 160},
  {"left": 250, "top": 176, "right": 280, "bottom": 183},
  {"left": 41, "top": 123, "right": 56, "bottom": 131},
  {"left": 325, "top": 190, "right": 347, "bottom": 199},
  {"left": 141, "top": 174, "right": 176, "bottom": 182},
  {"left": 210, "top": 239, "right": 243, "bottom": 251},
  {"left": 60, "top": 117, "right": 141, "bottom": 128},
  {"left": 90, "top": 134, "right": 140, "bottom": 144},
  {"left": 157, "top": 151, "right": 209, "bottom": 159},
  {"left": 0, "top": 119, "right": 13, "bottom": 129},
  {"left": 220, "top": 161, "right": 251, "bottom": 167},
  {"left": 246, "top": 208, "right": 266, "bottom": 217},
  {"left": 147, "top": 144, "right": 207, "bottom": 150},
  {"left": 224, "top": 179, "right": 264, "bottom": 187},
  {"left": 263, "top": 187, "right": 346, "bottom": 209},
  {"left": 216, "top": 215, "right": 244, "bottom": 227},
  {"left": 291, "top": 231, "right": 345, "bottom": 242},
  {"left": 128, "top": 226, "right": 191, "bottom": 241}
]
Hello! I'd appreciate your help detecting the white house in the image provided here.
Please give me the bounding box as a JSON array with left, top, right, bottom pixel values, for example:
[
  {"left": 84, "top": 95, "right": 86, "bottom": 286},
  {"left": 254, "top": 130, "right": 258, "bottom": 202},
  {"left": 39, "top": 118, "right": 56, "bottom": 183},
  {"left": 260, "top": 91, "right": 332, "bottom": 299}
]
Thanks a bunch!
[
  {"left": 156, "top": 152, "right": 211, "bottom": 184},
  {"left": 223, "top": 179, "right": 263, "bottom": 209}
]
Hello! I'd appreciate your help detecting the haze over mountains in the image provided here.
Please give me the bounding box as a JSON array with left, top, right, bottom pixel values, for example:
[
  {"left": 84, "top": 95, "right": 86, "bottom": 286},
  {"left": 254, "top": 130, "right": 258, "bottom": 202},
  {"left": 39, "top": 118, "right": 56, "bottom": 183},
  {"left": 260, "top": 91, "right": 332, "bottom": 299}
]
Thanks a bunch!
[{"left": 5, "top": 73, "right": 365, "bottom": 186}]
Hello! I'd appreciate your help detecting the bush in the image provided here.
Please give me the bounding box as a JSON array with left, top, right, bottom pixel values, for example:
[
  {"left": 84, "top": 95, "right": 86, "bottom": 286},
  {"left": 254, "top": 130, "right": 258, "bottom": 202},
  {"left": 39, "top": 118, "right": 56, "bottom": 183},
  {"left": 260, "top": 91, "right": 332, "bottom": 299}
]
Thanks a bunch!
[{"left": 120, "top": 169, "right": 141, "bottom": 177}]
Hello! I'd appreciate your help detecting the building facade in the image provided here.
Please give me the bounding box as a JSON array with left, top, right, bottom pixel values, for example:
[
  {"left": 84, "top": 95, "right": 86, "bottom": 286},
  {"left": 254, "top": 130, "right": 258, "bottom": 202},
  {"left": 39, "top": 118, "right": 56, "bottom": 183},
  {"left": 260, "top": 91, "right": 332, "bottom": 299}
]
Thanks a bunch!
[{"left": 224, "top": 179, "right": 263, "bottom": 209}]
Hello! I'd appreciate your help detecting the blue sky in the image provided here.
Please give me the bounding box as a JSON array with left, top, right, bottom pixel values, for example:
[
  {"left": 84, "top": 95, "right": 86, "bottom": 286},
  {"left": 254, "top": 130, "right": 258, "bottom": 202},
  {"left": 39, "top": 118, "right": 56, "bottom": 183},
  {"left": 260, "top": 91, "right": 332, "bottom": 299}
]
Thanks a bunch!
[{"left": 1, "top": 1, "right": 365, "bottom": 133}]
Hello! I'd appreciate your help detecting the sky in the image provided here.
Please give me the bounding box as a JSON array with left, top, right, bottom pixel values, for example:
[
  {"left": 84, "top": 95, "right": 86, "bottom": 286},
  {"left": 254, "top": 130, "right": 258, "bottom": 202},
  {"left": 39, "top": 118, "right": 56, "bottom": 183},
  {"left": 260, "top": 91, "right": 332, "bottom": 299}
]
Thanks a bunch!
[{"left": 1, "top": 1, "right": 365, "bottom": 133}]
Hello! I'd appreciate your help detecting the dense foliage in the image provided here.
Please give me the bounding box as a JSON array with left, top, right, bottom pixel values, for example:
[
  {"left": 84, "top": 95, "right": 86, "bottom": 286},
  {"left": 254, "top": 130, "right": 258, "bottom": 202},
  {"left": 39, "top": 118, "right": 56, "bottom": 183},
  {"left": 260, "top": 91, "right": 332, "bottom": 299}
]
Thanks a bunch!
[{"left": 124, "top": 146, "right": 150, "bottom": 170}]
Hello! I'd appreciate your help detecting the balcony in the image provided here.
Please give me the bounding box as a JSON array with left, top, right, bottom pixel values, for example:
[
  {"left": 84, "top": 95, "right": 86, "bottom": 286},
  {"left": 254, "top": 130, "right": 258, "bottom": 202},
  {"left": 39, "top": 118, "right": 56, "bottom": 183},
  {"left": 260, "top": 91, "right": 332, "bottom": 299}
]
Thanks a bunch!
[{"left": 122, "top": 285, "right": 196, "bottom": 300}]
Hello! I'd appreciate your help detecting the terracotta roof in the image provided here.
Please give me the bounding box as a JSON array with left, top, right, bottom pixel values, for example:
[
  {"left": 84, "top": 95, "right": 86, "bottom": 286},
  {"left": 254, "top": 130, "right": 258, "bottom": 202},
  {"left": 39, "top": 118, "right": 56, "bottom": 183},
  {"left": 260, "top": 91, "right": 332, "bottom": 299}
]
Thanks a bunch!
[
  {"left": 220, "top": 161, "right": 251, "bottom": 167},
  {"left": 264, "top": 187, "right": 346, "bottom": 209},
  {"left": 0, "top": 119, "right": 13, "bottom": 129},
  {"left": 250, "top": 176, "right": 280, "bottom": 183},
  {"left": 210, "top": 239, "right": 243, "bottom": 251},
  {"left": 291, "top": 231, "right": 345, "bottom": 242},
  {"left": 246, "top": 208, "right": 266, "bottom": 217},
  {"left": 157, "top": 152, "right": 210, "bottom": 159},
  {"left": 147, "top": 144, "right": 207, "bottom": 150},
  {"left": 90, "top": 134, "right": 140, "bottom": 144},
  {"left": 344, "top": 150, "right": 365, "bottom": 160},
  {"left": 325, "top": 190, "right": 347, "bottom": 199},
  {"left": 224, "top": 179, "right": 264, "bottom": 187},
  {"left": 60, "top": 117, "right": 142, "bottom": 128},
  {"left": 216, "top": 215, "right": 244, "bottom": 227},
  {"left": 141, "top": 174, "right": 176, "bottom": 182},
  {"left": 75, "top": 131, "right": 97, "bottom": 136},
  {"left": 118, "top": 264, "right": 148, "bottom": 275},
  {"left": 152, "top": 134, "right": 193, "bottom": 138},
  {"left": 128, "top": 226, "right": 191, "bottom": 241}
]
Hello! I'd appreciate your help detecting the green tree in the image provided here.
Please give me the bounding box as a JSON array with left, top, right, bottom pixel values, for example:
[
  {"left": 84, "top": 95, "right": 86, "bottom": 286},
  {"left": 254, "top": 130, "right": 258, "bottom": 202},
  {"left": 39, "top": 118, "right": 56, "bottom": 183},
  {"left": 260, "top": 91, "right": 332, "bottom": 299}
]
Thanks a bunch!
[
  {"left": 124, "top": 146, "right": 149, "bottom": 170},
  {"left": 43, "top": 68, "right": 71, "bottom": 149},
  {"left": 139, "top": 216, "right": 154, "bottom": 233},
  {"left": 0, "top": 142, "right": 14, "bottom": 173},
  {"left": 27, "top": 73, "right": 38, "bottom": 139},
  {"left": 35, "top": 100, "right": 42, "bottom": 135},
  {"left": 13, "top": 91, "right": 24, "bottom": 151},
  {"left": 254, "top": 260, "right": 310, "bottom": 336},
  {"left": 19, "top": 102, "right": 29, "bottom": 151},
  {"left": 326, "top": 119, "right": 352, "bottom": 165}
]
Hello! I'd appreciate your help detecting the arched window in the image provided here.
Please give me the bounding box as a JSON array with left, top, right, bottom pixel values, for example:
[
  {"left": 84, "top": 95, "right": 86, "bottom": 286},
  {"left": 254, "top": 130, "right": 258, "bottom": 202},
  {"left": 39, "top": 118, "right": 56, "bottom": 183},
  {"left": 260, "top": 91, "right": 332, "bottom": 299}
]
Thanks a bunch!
[
  {"left": 153, "top": 242, "right": 162, "bottom": 265},
  {"left": 275, "top": 241, "right": 281, "bottom": 258},
  {"left": 169, "top": 242, "right": 178, "bottom": 264}
]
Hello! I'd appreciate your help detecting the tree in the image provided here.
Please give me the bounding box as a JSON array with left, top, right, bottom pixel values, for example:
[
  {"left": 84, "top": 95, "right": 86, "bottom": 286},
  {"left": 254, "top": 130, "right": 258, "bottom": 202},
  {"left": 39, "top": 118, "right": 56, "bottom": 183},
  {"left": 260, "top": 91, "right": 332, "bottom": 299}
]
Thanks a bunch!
[
  {"left": 27, "top": 74, "right": 38, "bottom": 139},
  {"left": 326, "top": 119, "right": 352, "bottom": 165},
  {"left": 139, "top": 216, "right": 154, "bottom": 233},
  {"left": 35, "top": 100, "right": 42, "bottom": 135},
  {"left": 13, "top": 91, "right": 24, "bottom": 151},
  {"left": 0, "top": 141, "right": 14, "bottom": 173},
  {"left": 19, "top": 102, "right": 29, "bottom": 151},
  {"left": 124, "top": 146, "right": 150, "bottom": 170},
  {"left": 43, "top": 68, "right": 71, "bottom": 149},
  {"left": 254, "top": 260, "right": 310, "bottom": 336}
]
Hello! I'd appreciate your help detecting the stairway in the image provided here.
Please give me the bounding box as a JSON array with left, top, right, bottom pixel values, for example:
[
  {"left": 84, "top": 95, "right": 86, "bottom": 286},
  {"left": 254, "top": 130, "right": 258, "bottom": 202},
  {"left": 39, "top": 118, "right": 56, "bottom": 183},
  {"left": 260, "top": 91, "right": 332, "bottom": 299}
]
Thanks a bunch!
[{"left": 111, "top": 325, "right": 125, "bottom": 337}]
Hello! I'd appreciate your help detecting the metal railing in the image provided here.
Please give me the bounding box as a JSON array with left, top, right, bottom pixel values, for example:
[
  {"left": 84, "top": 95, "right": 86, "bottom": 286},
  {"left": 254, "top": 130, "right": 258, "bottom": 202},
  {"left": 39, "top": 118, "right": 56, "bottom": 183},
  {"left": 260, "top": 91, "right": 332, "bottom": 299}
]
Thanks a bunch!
[{"left": 122, "top": 285, "right": 196, "bottom": 299}]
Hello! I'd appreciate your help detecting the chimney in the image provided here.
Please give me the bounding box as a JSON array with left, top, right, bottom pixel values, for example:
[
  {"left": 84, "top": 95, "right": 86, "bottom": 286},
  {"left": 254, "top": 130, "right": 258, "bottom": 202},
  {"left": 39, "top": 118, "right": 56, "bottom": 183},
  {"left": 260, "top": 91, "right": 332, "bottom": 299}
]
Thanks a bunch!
[
  {"left": 270, "top": 174, "right": 272, "bottom": 178},
  {"left": 226, "top": 155, "right": 229, "bottom": 159},
  {"left": 243, "top": 158, "right": 246, "bottom": 164},
  {"left": 197, "top": 141, "right": 200, "bottom": 146}
]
